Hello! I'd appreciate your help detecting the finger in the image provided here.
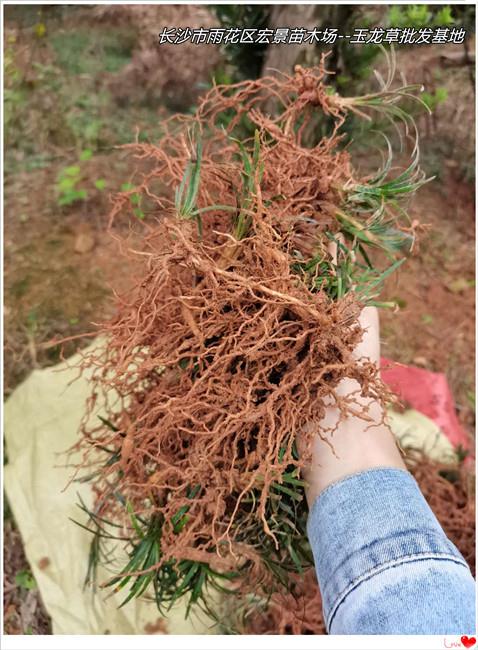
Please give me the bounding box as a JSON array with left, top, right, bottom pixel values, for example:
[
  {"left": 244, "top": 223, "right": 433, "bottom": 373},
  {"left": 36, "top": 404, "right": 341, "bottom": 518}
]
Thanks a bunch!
[{"left": 354, "top": 305, "right": 380, "bottom": 365}]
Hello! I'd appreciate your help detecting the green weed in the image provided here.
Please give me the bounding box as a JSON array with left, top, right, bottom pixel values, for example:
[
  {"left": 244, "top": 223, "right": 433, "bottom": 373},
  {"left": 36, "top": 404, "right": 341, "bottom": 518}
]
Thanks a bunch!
[
  {"left": 56, "top": 165, "right": 87, "bottom": 207},
  {"left": 55, "top": 150, "right": 108, "bottom": 207},
  {"left": 15, "top": 569, "right": 37, "bottom": 591}
]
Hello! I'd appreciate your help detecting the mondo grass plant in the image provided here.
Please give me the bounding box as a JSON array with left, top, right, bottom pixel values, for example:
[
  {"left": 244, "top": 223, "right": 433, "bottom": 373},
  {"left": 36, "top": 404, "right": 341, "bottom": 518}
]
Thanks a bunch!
[{"left": 71, "top": 54, "right": 430, "bottom": 630}]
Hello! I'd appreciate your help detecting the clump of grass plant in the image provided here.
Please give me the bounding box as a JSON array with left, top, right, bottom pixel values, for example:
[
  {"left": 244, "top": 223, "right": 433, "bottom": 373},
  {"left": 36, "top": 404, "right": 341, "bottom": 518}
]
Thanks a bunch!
[{"left": 70, "top": 54, "right": 429, "bottom": 629}]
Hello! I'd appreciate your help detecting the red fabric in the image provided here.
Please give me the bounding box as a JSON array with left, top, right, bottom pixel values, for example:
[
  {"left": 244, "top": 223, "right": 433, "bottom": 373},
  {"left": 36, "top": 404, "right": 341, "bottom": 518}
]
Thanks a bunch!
[{"left": 380, "top": 357, "right": 471, "bottom": 451}]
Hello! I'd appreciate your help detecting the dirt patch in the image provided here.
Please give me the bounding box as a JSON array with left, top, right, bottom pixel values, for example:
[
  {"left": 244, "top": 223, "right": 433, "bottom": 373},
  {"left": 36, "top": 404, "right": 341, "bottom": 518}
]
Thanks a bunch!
[
  {"left": 396, "top": 41, "right": 475, "bottom": 182},
  {"left": 380, "top": 173, "right": 475, "bottom": 435},
  {"left": 3, "top": 518, "right": 51, "bottom": 634},
  {"left": 93, "top": 4, "right": 222, "bottom": 111},
  {"left": 3, "top": 152, "right": 144, "bottom": 394}
]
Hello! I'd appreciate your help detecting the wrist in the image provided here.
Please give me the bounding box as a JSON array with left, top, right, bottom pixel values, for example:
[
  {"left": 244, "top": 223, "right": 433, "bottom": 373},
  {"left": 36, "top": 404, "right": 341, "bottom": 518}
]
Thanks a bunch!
[{"left": 301, "top": 387, "right": 406, "bottom": 507}]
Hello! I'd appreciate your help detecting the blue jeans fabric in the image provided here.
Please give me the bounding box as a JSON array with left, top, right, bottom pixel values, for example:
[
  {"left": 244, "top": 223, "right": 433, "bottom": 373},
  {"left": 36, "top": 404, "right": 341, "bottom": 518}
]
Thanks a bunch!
[{"left": 307, "top": 467, "right": 476, "bottom": 634}]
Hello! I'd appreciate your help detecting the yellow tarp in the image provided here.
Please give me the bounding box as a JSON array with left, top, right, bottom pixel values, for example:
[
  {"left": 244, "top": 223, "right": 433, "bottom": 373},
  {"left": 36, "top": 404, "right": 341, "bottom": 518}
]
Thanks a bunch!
[{"left": 4, "top": 342, "right": 214, "bottom": 635}]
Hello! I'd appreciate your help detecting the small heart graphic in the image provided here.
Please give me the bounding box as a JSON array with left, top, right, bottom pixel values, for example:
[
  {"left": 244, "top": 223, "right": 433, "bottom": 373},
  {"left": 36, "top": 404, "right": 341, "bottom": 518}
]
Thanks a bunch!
[{"left": 461, "top": 636, "right": 476, "bottom": 649}]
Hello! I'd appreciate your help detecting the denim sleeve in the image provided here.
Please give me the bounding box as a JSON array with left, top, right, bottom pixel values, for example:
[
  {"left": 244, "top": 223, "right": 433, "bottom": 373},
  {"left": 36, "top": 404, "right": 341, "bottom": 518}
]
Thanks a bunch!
[{"left": 307, "top": 467, "right": 476, "bottom": 634}]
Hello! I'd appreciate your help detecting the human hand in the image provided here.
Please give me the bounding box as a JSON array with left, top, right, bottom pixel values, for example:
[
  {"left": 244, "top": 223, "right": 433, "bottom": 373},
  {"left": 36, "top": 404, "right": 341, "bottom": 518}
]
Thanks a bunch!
[{"left": 300, "top": 306, "right": 406, "bottom": 507}]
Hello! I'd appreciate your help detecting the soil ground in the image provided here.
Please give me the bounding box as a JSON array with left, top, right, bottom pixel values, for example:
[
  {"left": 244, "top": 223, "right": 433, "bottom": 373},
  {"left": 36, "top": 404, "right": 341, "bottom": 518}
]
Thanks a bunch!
[
  {"left": 3, "top": 6, "right": 475, "bottom": 635},
  {"left": 381, "top": 174, "right": 475, "bottom": 435}
]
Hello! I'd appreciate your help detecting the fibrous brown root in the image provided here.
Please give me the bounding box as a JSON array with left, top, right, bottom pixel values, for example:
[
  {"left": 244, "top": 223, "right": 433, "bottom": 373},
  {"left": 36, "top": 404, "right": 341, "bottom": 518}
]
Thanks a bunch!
[
  {"left": 76, "top": 215, "right": 381, "bottom": 567},
  {"left": 73, "top": 60, "right": 395, "bottom": 593}
]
